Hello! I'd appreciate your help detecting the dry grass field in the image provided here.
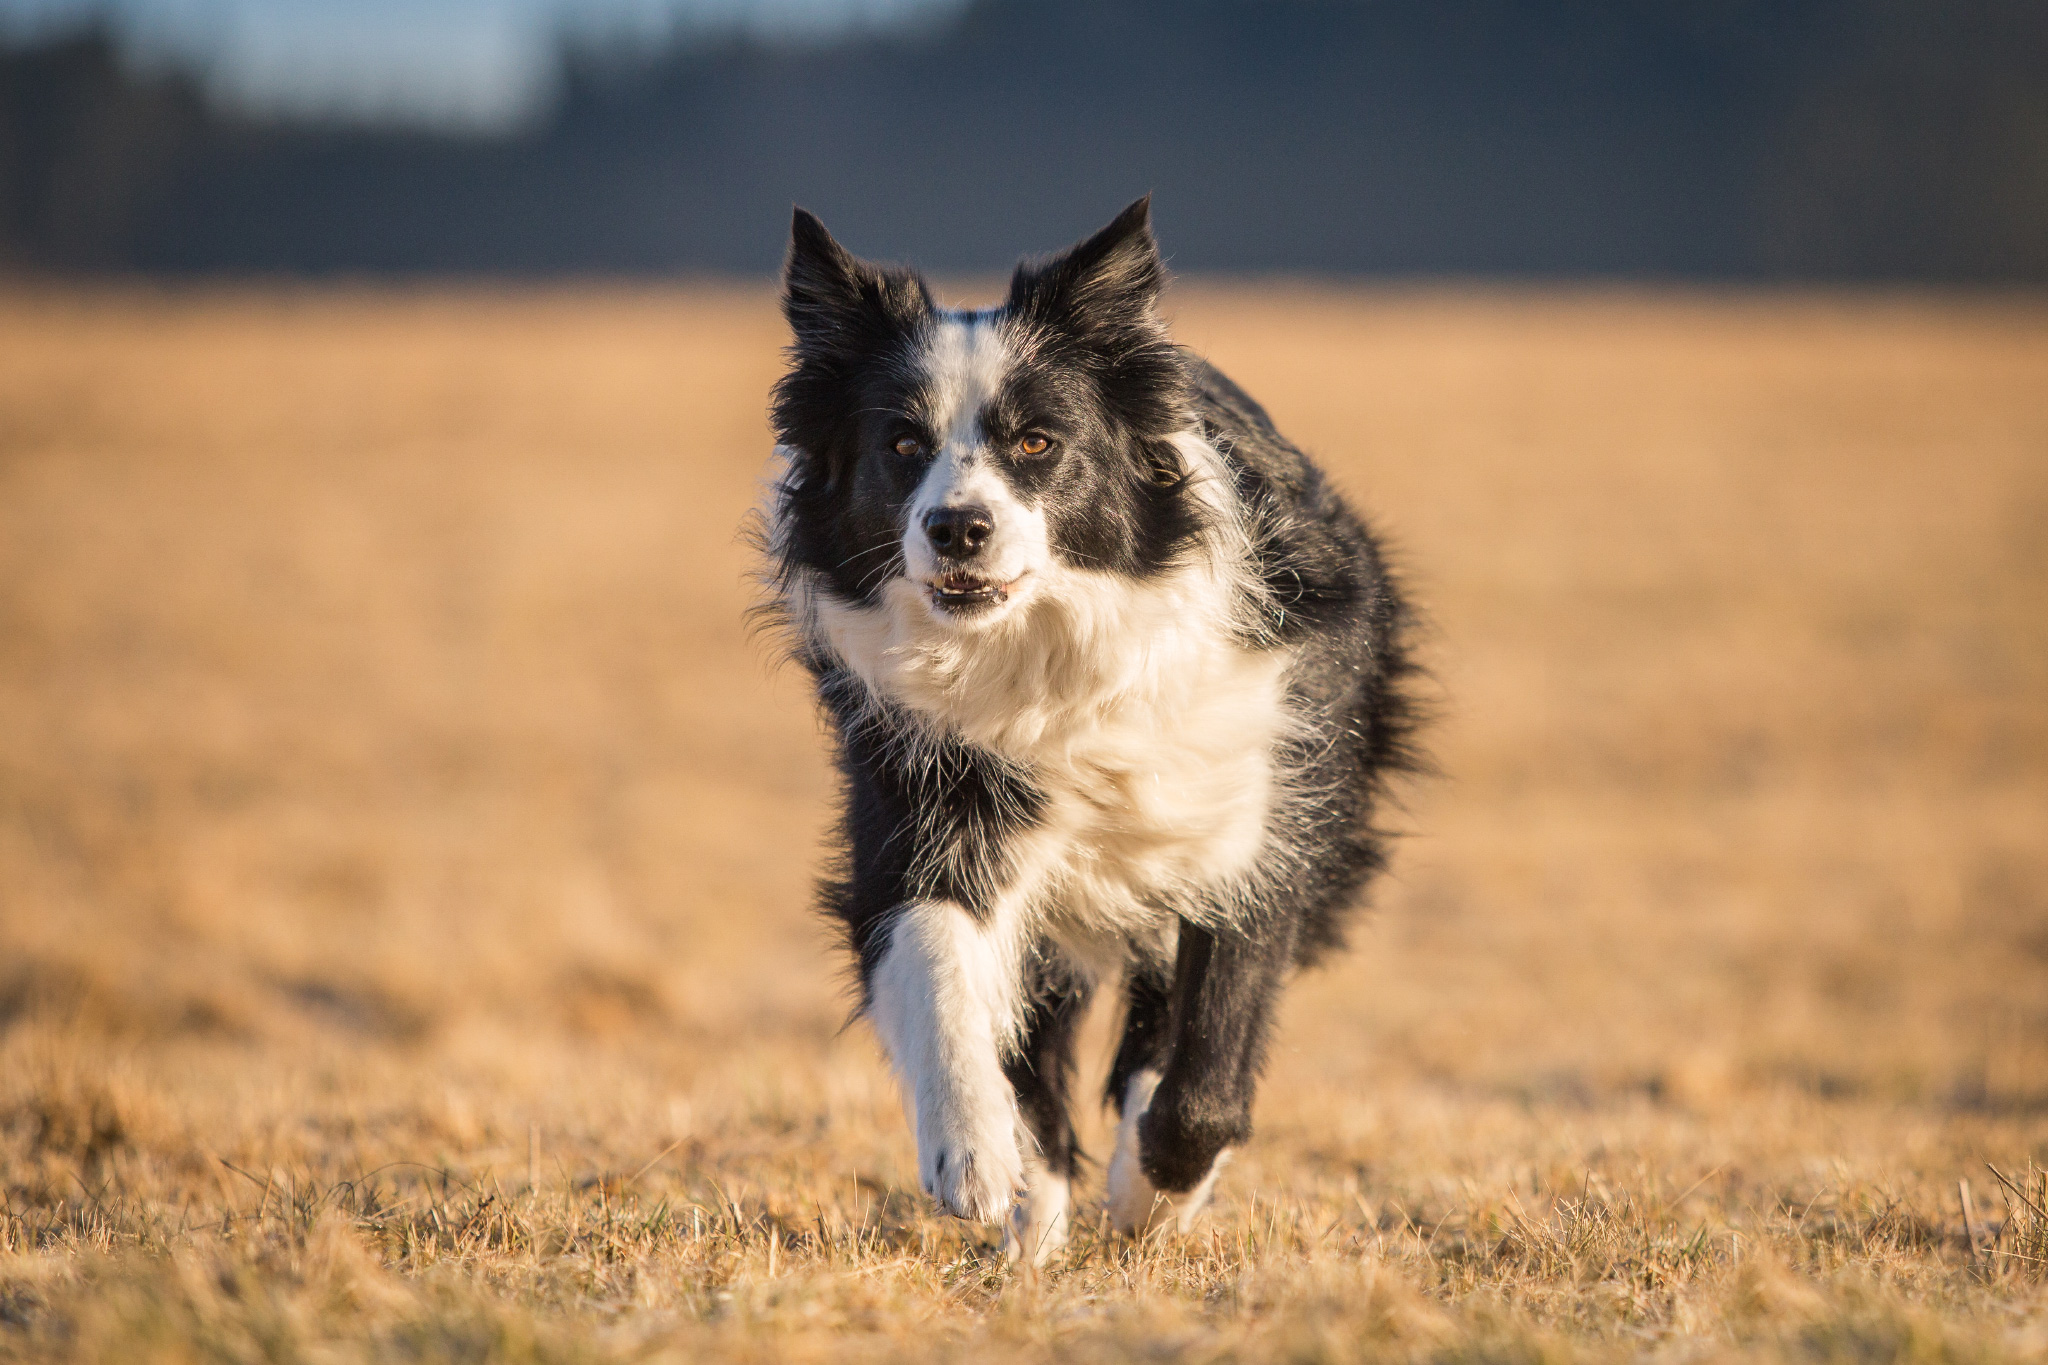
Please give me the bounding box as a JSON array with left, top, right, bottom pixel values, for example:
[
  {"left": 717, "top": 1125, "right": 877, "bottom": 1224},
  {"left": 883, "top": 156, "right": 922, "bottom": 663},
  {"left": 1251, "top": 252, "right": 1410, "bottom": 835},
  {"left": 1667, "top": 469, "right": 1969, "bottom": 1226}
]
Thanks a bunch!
[{"left": 1, "top": 282, "right": 2045, "bottom": 1364}]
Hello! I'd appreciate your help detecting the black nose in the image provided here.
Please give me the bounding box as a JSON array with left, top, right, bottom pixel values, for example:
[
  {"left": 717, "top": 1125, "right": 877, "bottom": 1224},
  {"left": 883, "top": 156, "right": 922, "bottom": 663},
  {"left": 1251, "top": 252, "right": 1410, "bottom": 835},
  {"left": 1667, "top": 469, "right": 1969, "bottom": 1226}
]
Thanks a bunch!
[{"left": 923, "top": 505, "right": 993, "bottom": 558}]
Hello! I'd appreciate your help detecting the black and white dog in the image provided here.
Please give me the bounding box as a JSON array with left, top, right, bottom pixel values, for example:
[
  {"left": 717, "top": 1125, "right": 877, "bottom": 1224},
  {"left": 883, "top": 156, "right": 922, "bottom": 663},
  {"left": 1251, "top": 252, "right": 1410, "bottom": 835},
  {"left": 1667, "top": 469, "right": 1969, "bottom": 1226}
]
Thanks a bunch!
[{"left": 761, "top": 199, "right": 1416, "bottom": 1266}]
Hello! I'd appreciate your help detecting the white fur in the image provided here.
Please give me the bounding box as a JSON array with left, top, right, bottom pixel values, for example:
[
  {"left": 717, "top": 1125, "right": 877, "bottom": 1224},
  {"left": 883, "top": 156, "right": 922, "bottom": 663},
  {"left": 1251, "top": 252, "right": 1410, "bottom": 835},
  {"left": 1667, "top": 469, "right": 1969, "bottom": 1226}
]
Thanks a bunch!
[
  {"left": 901, "top": 315, "right": 1051, "bottom": 623},
  {"left": 922, "top": 313, "right": 1012, "bottom": 456},
  {"left": 866, "top": 899, "right": 1029, "bottom": 1223},
  {"left": 1004, "top": 1155, "right": 1071, "bottom": 1268},
  {"left": 1105, "top": 1068, "right": 1231, "bottom": 1236}
]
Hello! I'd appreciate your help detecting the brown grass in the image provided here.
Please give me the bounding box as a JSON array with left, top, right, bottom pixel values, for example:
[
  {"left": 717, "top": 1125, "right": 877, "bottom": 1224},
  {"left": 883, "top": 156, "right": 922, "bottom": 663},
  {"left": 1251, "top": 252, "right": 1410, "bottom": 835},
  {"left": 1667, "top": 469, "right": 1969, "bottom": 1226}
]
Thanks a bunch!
[{"left": 1, "top": 282, "right": 2044, "bottom": 1363}]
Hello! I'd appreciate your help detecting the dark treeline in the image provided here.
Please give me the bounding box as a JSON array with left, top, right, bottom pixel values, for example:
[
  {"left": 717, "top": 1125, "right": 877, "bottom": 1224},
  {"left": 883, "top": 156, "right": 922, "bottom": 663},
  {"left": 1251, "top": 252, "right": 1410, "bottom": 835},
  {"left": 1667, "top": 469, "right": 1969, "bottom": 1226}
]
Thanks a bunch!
[{"left": 4, "top": 0, "right": 2046, "bottom": 279}]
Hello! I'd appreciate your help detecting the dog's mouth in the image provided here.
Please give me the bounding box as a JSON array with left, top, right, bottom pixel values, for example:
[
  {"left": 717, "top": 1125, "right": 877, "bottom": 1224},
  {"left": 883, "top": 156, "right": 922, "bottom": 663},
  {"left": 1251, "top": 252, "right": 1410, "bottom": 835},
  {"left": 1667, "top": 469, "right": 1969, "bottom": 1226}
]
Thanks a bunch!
[{"left": 926, "top": 571, "right": 1027, "bottom": 613}]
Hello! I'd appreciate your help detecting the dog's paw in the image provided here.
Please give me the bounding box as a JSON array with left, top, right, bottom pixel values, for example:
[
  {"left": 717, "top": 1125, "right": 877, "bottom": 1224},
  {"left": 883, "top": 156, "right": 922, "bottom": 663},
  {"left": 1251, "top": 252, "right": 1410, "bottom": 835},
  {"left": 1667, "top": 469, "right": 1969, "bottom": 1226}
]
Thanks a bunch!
[
  {"left": 1105, "top": 1069, "right": 1162, "bottom": 1232},
  {"left": 1108, "top": 1141, "right": 1231, "bottom": 1236},
  {"left": 1105, "top": 1068, "right": 1232, "bottom": 1236},
  {"left": 922, "top": 1136, "right": 1024, "bottom": 1223},
  {"left": 1003, "top": 1159, "right": 1070, "bottom": 1269},
  {"left": 917, "top": 1094, "right": 1024, "bottom": 1223}
]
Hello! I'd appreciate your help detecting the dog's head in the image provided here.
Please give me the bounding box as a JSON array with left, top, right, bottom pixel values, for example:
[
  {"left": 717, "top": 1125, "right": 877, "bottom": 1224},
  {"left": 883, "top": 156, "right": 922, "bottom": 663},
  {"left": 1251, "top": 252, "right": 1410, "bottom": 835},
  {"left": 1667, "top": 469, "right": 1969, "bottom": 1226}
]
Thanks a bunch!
[{"left": 770, "top": 198, "right": 1205, "bottom": 631}]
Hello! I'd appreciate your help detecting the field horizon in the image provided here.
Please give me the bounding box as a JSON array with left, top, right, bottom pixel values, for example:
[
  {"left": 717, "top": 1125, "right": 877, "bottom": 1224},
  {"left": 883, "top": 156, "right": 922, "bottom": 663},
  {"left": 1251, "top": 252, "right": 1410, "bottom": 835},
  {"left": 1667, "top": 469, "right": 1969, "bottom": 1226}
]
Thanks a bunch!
[{"left": 1, "top": 283, "right": 2044, "bottom": 1363}]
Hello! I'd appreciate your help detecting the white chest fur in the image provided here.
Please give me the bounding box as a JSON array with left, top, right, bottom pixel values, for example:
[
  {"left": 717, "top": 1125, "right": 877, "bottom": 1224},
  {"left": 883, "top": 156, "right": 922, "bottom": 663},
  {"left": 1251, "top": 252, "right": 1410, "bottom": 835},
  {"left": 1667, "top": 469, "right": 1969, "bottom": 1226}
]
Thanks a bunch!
[{"left": 809, "top": 544, "right": 1293, "bottom": 973}]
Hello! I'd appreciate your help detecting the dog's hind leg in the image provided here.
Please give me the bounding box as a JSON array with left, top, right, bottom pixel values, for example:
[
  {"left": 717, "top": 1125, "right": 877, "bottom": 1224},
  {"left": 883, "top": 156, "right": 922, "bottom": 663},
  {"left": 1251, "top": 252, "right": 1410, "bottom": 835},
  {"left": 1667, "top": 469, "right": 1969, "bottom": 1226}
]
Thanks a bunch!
[
  {"left": 1103, "top": 966, "right": 1178, "bottom": 1232},
  {"left": 1001, "top": 955, "right": 1090, "bottom": 1267},
  {"left": 1105, "top": 920, "right": 1290, "bottom": 1235}
]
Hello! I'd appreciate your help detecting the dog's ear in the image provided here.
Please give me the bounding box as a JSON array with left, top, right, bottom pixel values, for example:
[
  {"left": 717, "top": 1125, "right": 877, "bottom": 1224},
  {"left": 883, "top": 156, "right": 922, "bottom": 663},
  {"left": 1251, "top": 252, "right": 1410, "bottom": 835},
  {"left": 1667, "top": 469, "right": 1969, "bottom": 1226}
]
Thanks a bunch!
[
  {"left": 1007, "top": 197, "right": 1187, "bottom": 440},
  {"left": 783, "top": 207, "right": 930, "bottom": 356},
  {"left": 1005, "top": 196, "right": 1165, "bottom": 339},
  {"left": 775, "top": 209, "right": 931, "bottom": 487}
]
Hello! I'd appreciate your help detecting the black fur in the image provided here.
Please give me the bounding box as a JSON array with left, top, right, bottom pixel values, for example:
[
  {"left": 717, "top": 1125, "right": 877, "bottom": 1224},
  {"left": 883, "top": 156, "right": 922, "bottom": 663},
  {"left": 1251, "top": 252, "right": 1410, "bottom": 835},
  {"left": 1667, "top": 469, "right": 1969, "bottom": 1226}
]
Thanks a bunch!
[
  {"left": 816, "top": 672, "right": 1047, "bottom": 968},
  {"left": 771, "top": 210, "right": 936, "bottom": 605},
  {"left": 1004, "top": 955, "right": 1094, "bottom": 1184},
  {"left": 767, "top": 199, "right": 1420, "bottom": 1209}
]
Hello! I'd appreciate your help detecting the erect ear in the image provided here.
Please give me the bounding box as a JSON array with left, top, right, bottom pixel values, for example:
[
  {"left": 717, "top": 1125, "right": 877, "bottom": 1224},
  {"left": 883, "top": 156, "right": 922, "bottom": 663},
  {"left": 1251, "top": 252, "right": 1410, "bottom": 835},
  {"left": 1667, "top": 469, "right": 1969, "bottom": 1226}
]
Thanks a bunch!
[
  {"left": 782, "top": 207, "right": 930, "bottom": 355},
  {"left": 1005, "top": 196, "right": 1165, "bottom": 337},
  {"left": 774, "top": 209, "right": 932, "bottom": 488},
  {"left": 1005, "top": 197, "right": 1187, "bottom": 441}
]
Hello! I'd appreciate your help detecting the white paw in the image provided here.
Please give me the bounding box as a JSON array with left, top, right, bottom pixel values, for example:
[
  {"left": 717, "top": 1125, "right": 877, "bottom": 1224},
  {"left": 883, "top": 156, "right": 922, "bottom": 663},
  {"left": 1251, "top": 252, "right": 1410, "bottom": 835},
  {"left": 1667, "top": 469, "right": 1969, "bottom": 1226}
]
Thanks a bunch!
[
  {"left": 867, "top": 901, "right": 1033, "bottom": 1227},
  {"left": 1003, "top": 1159, "right": 1071, "bottom": 1268},
  {"left": 1105, "top": 1069, "right": 1165, "bottom": 1231},
  {"left": 1105, "top": 1068, "right": 1231, "bottom": 1237},
  {"left": 917, "top": 1092, "right": 1024, "bottom": 1223}
]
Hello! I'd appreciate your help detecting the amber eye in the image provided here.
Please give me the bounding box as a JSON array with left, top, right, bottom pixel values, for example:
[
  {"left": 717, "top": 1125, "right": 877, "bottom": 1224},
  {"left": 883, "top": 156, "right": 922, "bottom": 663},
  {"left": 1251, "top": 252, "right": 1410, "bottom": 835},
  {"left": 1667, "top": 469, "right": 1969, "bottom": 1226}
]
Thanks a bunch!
[
  {"left": 893, "top": 436, "right": 922, "bottom": 458},
  {"left": 1018, "top": 433, "right": 1052, "bottom": 457}
]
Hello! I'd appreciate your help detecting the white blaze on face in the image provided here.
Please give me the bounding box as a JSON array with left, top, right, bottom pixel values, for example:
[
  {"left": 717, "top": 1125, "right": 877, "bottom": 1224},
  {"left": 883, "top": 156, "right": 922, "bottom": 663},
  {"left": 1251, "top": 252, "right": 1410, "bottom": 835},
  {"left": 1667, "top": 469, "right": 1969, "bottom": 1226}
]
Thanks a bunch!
[{"left": 902, "top": 313, "right": 1053, "bottom": 616}]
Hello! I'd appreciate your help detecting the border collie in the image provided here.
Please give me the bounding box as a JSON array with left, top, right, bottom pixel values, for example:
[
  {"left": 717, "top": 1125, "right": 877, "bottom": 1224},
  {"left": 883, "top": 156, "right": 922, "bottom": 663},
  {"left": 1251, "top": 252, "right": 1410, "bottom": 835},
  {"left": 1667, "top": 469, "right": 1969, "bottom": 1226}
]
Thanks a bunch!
[{"left": 761, "top": 199, "right": 1417, "bottom": 1266}]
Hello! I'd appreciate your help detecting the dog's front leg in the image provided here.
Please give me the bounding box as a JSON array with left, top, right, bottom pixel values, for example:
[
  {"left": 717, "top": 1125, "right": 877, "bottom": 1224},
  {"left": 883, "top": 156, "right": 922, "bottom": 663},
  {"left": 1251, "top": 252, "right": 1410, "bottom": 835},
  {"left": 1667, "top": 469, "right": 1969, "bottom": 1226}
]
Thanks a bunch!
[
  {"left": 1107, "top": 919, "right": 1291, "bottom": 1235},
  {"left": 868, "top": 900, "right": 1027, "bottom": 1224}
]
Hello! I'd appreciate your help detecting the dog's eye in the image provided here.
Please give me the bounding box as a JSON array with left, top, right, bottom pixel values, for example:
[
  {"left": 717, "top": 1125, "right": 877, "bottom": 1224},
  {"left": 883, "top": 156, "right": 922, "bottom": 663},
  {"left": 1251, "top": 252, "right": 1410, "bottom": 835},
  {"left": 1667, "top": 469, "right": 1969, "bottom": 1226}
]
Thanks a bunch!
[
  {"left": 893, "top": 436, "right": 923, "bottom": 458},
  {"left": 1018, "top": 433, "right": 1052, "bottom": 457}
]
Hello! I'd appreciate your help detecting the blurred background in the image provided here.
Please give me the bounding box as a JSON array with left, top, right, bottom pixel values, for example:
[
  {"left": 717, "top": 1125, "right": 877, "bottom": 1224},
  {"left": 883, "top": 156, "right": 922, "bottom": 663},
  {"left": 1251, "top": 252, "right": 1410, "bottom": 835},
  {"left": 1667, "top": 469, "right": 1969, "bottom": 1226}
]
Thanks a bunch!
[{"left": 3, "top": 0, "right": 2046, "bottom": 280}]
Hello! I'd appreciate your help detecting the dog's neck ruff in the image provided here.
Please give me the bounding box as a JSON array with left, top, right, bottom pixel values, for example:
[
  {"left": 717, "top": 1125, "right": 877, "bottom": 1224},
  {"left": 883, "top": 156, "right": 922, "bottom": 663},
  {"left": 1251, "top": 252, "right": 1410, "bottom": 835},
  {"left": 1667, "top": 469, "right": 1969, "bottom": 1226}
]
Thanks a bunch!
[{"left": 790, "top": 431, "right": 1275, "bottom": 770}]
